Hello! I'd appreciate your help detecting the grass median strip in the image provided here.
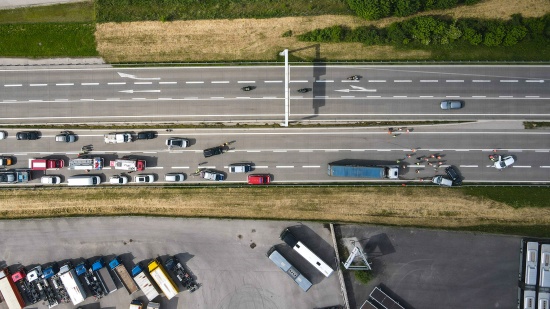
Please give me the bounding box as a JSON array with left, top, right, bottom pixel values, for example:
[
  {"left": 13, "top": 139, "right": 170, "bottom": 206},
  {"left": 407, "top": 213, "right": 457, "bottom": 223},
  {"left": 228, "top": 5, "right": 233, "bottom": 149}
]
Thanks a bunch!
[{"left": 1, "top": 186, "right": 548, "bottom": 236}]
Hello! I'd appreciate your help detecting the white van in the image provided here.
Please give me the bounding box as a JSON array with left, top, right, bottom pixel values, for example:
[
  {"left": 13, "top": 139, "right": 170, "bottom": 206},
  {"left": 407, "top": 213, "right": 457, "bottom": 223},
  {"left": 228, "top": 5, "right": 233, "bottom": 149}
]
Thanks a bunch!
[{"left": 67, "top": 175, "right": 101, "bottom": 186}]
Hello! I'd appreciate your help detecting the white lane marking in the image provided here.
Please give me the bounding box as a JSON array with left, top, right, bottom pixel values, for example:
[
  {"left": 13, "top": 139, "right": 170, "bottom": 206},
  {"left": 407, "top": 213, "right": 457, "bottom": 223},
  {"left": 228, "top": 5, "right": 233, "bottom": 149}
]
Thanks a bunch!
[
  {"left": 132, "top": 98, "right": 146, "bottom": 100},
  {"left": 29, "top": 100, "right": 43, "bottom": 102},
  {"left": 4, "top": 84, "right": 22, "bottom": 87},
  {"left": 446, "top": 80, "right": 464, "bottom": 82},
  {"left": 30, "top": 84, "right": 47, "bottom": 87},
  {"left": 184, "top": 97, "right": 198, "bottom": 99},
  {"left": 366, "top": 95, "right": 381, "bottom": 98},
  {"left": 499, "top": 96, "right": 513, "bottom": 98},
  {"left": 368, "top": 80, "right": 386, "bottom": 83},
  {"left": 540, "top": 166, "right": 550, "bottom": 168},
  {"left": 393, "top": 96, "right": 407, "bottom": 98},
  {"left": 419, "top": 96, "right": 434, "bottom": 98},
  {"left": 159, "top": 81, "right": 177, "bottom": 84},
  {"left": 394, "top": 80, "right": 411, "bottom": 82},
  {"left": 273, "top": 150, "right": 287, "bottom": 153},
  {"left": 351, "top": 149, "right": 365, "bottom": 152},
  {"left": 143, "top": 152, "right": 157, "bottom": 154},
  {"left": 316, "top": 80, "right": 334, "bottom": 83},
  {"left": 134, "top": 82, "right": 152, "bottom": 85},
  {"left": 342, "top": 80, "right": 360, "bottom": 83},
  {"left": 315, "top": 95, "right": 328, "bottom": 98},
  {"left": 455, "top": 150, "right": 470, "bottom": 152},
  {"left": 55, "top": 99, "right": 69, "bottom": 101},
  {"left": 172, "top": 166, "right": 189, "bottom": 169},
  {"left": 513, "top": 166, "right": 531, "bottom": 168},
  {"left": 103, "top": 167, "right": 111, "bottom": 170},
  {"left": 508, "top": 150, "right": 523, "bottom": 152},
  {"left": 81, "top": 82, "right": 99, "bottom": 86},
  {"left": 429, "top": 149, "right": 444, "bottom": 151},
  {"left": 445, "top": 96, "right": 460, "bottom": 98},
  {"left": 108, "top": 82, "right": 126, "bottom": 85},
  {"left": 238, "top": 81, "right": 255, "bottom": 83},
  {"left": 341, "top": 96, "right": 355, "bottom": 98},
  {"left": 211, "top": 81, "right": 230, "bottom": 83},
  {"left": 299, "top": 150, "right": 313, "bottom": 152},
  {"left": 236, "top": 96, "right": 250, "bottom": 99},
  {"left": 247, "top": 150, "right": 261, "bottom": 153},
  {"left": 526, "top": 96, "right": 540, "bottom": 98},
  {"left": 211, "top": 97, "right": 225, "bottom": 99},
  {"left": 106, "top": 98, "right": 120, "bottom": 100},
  {"left": 460, "top": 165, "right": 478, "bottom": 167},
  {"left": 473, "top": 80, "right": 491, "bottom": 82},
  {"left": 159, "top": 97, "right": 173, "bottom": 100},
  {"left": 472, "top": 95, "right": 486, "bottom": 98},
  {"left": 526, "top": 80, "right": 544, "bottom": 83},
  {"left": 500, "top": 80, "right": 518, "bottom": 82},
  {"left": 377, "top": 150, "right": 391, "bottom": 152},
  {"left": 263, "top": 96, "right": 277, "bottom": 99},
  {"left": 290, "top": 80, "right": 308, "bottom": 83},
  {"left": 420, "top": 80, "right": 438, "bottom": 82},
  {"left": 2, "top": 100, "right": 16, "bottom": 102},
  {"left": 325, "top": 150, "right": 338, "bottom": 152},
  {"left": 303, "top": 165, "right": 320, "bottom": 168},
  {"left": 265, "top": 80, "right": 282, "bottom": 83},
  {"left": 276, "top": 166, "right": 294, "bottom": 168},
  {"left": 186, "top": 81, "right": 204, "bottom": 84},
  {"left": 535, "top": 150, "right": 550, "bottom": 152},
  {"left": 80, "top": 99, "right": 95, "bottom": 101},
  {"left": 148, "top": 167, "right": 164, "bottom": 169},
  {"left": 255, "top": 165, "right": 268, "bottom": 168}
]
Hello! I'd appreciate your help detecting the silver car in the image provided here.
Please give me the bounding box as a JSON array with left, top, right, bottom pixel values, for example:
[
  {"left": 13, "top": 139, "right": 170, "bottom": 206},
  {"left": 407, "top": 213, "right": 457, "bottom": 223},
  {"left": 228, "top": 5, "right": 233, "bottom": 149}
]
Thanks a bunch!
[{"left": 440, "top": 100, "right": 463, "bottom": 110}]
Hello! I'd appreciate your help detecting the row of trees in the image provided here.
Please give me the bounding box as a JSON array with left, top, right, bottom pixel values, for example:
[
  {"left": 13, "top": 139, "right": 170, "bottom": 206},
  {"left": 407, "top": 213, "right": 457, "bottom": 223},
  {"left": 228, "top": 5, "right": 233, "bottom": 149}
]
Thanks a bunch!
[
  {"left": 298, "top": 14, "right": 550, "bottom": 47},
  {"left": 346, "top": 0, "right": 482, "bottom": 20}
]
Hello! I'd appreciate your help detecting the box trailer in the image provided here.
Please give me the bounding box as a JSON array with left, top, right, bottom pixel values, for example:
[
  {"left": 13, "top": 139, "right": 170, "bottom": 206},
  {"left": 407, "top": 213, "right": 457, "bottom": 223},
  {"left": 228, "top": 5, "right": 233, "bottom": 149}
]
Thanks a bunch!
[
  {"left": 0, "top": 268, "right": 26, "bottom": 309},
  {"left": 109, "top": 257, "right": 139, "bottom": 294},
  {"left": 91, "top": 258, "right": 118, "bottom": 294},
  {"left": 131, "top": 264, "right": 160, "bottom": 301},
  {"left": 327, "top": 163, "right": 399, "bottom": 179},
  {"left": 148, "top": 259, "right": 179, "bottom": 300},
  {"left": 58, "top": 264, "right": 86, "bottom": 306}
]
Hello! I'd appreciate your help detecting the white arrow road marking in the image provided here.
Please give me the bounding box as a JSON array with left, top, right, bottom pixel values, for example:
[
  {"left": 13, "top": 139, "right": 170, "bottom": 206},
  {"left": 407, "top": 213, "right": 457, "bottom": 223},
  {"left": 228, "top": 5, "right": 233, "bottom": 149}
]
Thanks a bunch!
[
  {"left": 117, "top": 72, "right": 161, "bottom": 80},
  {"left": 335, "top": 85, "right": 377, "bottom": 93},
  {"left": 119, "top": 89, "right": 161, "bottom": 93}
]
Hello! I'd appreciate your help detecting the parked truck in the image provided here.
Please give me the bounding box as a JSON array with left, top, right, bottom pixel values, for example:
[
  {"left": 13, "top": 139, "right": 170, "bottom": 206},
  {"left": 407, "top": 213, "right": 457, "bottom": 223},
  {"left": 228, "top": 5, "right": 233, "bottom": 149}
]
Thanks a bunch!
[
  {"left": 327, "top": 163, "right": 399, "bottom": 179},
  {"left": 58, "top": 263, "right": 86, "bottom": 306},
  {"left": 0, "top": 170, "right": 31, "bottom": 183},
  {"left": 104, "top": 132, "right": 133, "bottom": 144},
  {"left": 148, "top": 259, "right": 179, "bottom": 300},
  {"left": 11, "top": 268, "right": 41, "bottom": 305},
  {"left": 28, "top": 158, "right": 64, "bottom": 170},
  {"left": 110, "top": 157, "right": 146, "bottom": 172},
  {"left": 91, "top": 258, "right": 118, "bottom": 294},
  {"left": 75, "top": 261, "right": 106, "bottom": 299},
  {"left": 109, "top": 256, "right": 139, "bottom": 294},
  {"left": 27, "top": 266, "right": 59, "bottom": 308},
  {"left": 164, "top": 256, "right": 198, "bottom": 292},
  {"left": 131, "top": 263, "right": 160, "bottom": 301},
  {"left": 68, "top": 157, "right": 104, "bottom": 170},
  {"left": 0, "top": 268, "right": 26, "bottom": 309}
]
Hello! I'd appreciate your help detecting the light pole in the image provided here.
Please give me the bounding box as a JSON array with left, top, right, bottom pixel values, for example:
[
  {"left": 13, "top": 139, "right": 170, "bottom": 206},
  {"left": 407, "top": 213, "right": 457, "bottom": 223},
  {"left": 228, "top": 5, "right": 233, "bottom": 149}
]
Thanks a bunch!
[{"left": 279, "top": 49, "right": 289, "bottom": 127}]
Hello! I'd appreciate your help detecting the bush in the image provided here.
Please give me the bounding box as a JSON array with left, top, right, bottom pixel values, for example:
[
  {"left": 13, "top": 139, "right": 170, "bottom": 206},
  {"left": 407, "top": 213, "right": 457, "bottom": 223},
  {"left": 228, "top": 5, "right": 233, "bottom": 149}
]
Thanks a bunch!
[
  {"left": 354, "top": 270, "right": 374, "bottom": 285},
  {"left": 503, "top": 25, "right": 527, "bottom": 46},
  {"left": 394, "top": 0, "right": 421, "bottom": 17},
  {"left": 282, "top": 30, "right": 293, "bottom": 37},
  {"left": 347, "top": 0, "right": 392, "bottom": 20}
]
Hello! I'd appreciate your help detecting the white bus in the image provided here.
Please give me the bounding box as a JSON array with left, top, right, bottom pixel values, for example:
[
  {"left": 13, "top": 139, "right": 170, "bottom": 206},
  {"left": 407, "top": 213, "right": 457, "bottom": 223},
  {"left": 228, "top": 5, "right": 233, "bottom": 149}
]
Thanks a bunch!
[
  {"left": 280, "top": 228, "right": 334, "bottom": 277},
  {"left": 540, "top": 244, "right": 550, "bottom": 288},
  {"left": 267, "top": 247, "right": 312, "bottom": 292},
  {"left": 526, "top": 242, "right": 539, "bottom": 286}
]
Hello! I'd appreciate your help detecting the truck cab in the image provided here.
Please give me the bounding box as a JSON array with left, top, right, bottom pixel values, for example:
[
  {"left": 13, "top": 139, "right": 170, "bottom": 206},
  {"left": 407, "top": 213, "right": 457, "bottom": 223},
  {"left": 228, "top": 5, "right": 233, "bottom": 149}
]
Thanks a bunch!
[
  {"left": 104, "top": 133, "right": 133, "bottom": 144},
  {"left": 229, "top": 163, "right": 252, "bottom": 173}
]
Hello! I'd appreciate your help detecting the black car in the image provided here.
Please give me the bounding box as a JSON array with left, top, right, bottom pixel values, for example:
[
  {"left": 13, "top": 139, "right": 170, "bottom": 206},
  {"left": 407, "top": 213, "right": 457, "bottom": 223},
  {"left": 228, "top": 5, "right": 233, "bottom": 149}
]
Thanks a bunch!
[
  {"left": 203, "top": 145, "right": 224, "bottom": 158},
  {"left": 445, "top": 166, "right": 462, "bottom": 185},
  {"left": 16, "top": 131, "right": 40, "bottom": 140},
  {"left": 137, "top": 131, "right": 157, "bottom": 140}
]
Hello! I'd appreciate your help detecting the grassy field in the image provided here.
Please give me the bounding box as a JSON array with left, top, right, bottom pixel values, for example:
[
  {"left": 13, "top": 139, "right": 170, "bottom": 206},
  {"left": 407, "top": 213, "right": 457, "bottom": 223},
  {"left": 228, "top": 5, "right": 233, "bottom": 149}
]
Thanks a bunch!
[
  {"left": 0, "top": 23, "right": 98, "bottom": 57},
  {"left": 1, "top": 186, "right": 548, "bottom": 237},
  {"left": 0, "top": 1, "right": 93, "bottom": 23}
]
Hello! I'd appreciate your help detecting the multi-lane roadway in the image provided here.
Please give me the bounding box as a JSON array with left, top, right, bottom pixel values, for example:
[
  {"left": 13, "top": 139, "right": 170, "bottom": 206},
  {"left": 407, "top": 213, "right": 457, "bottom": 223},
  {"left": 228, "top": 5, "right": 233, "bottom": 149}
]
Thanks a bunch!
[{"left": 1, "top": 65, "right": 549, "bottom": 124}]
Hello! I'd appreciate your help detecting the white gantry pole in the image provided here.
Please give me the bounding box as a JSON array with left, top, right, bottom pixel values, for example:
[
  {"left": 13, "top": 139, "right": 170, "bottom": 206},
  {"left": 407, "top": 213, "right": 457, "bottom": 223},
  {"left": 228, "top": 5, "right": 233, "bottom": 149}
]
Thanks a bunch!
[{"left": 279, "top": 49, "right": 289, "bottom": 127}]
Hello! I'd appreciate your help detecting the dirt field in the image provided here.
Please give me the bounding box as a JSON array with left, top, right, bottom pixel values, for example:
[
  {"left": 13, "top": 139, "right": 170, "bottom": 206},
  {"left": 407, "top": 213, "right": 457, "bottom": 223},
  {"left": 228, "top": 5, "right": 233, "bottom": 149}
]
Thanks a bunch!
[
  {"left": 95, "top": 0, "right": 550, "bottom": 63},
  {"left": 1, "top": 187, "right": 549, "bottom": 229}
]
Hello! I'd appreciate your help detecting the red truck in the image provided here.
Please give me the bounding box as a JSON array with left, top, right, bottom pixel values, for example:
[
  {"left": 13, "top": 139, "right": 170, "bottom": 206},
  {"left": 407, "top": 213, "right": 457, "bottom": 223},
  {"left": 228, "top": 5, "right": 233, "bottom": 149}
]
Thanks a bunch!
[{"left": 29, "top": 158, "right": 64, "bottom": 170}]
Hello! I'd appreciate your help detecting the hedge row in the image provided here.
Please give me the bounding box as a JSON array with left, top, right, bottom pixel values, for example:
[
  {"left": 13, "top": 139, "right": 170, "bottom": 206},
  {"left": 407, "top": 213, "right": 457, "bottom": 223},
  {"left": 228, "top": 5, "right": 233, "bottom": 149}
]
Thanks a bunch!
[
  {"left": 346, "top": 0, "right": 482, "bottom": 20},
  {"left": 298, "top": 14, "right": 550, "bottom": 47}
]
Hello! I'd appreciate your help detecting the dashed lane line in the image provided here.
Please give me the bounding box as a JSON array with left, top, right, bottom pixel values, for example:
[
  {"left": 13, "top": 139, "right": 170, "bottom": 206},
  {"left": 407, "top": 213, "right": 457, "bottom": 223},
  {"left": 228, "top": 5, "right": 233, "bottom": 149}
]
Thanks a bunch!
[
  {"left": 108, "top": 82, "right": 125, "bottom": 85},
  {"left": 265, "top": 80, "right": 282, "bottom": 83},
  {"left": 30, "top": 84, "right": 48, "bottom": 87},
  {"left": 211, "top": 81, "right": 230, "bottom": 84},
  {"left": 186, "top": 81, "right": 204, "bottom": 84},
  {"left": 134, "top": 82, "right": 152, "bottom": 85},
  {"left": 238, "top": 81, "right": 256, "bottom": 83},
  {"left": 460, "top": 165, "right": 478, "bottom": 167},
  {"left": 473, "top": 80, "right": 491, "bottom": 83},
  {"left": 446, "top": 80, "right": 464, "bottom": 82},
  {"left": 500, "top": 80, "right": 518, "bottom": 82},
  {"left": 420, "top": 80, "right": 438, "bottom": 82},
  {"left": 368, "top": 80, "right": 386, "bottom": 83},
  {"left": 159, "top": 81, "right": 177, "bottom": 84},
  {"left": 394, "top": 80, "right": 412, "bottom": 82},
  {"left": 4, "top": 84, "right": 22, "bottom": 87},
  {"left": 302, "top": 165, "right": 321, "bottom": 168},
  {"left": 276, "top": 166, "right": 294, "bottom": 168},
  {"left": 171, "top": 166, "right": 189, "bottom": 169},
  {"left": 315, "top": 80, "right": 334, "bottom": 83},
  {"left": 513, "top": 166, "right": 531, "bottom": 168}
]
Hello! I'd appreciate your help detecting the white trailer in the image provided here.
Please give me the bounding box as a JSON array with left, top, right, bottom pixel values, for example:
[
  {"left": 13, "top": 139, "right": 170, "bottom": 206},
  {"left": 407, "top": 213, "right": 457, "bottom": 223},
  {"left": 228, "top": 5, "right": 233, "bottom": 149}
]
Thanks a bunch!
[
  {"left": 0, "top": 268, "right": 25, "bottom": 309},
  {"left": 58, "top": 264, "right": 86, "bottom": 306},
  {"left": 68, "top": 157, "right": 104, "bottom": 170},
  {"left": 104, "top": 133, "right": 133, "bottom": 144},
  {"left": 131, "top": 264, "right": 160, "bottom": 301},
  {"left": 110, "top": 158, "right": 146, "bottom": 171}
]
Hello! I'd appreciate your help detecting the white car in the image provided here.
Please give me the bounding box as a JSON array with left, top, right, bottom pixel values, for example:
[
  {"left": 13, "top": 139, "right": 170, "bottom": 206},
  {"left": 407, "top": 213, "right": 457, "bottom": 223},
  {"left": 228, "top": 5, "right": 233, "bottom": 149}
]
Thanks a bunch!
[
  {"left": 109, "top": 175, "right": 128, "bottom": 184},
  {"left": 166, "top": 138, "right": 189, "bottom": 148},
  {"left": 494, "top": 155, "right": 515, "bottom": 169},
  {"left": 0, "top": 131, "right": 6, "bottom": 140},
  {"left": 165, "top": 173, "right": 185, "bottom": 182},
  {"left": 134, "top": 174, "right": 155, "bottom": 183},
  {"left": 41, "top": 176, "right": 62, "bottom": 185}
]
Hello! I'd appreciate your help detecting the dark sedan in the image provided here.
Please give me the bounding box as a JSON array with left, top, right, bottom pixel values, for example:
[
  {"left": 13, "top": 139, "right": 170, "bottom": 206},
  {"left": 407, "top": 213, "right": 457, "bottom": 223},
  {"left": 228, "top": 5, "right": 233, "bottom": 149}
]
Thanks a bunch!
[
  {"left": 137, "top": 131, "right": 157, "bottom": 140},
  {"left": 16, "top": 131, "right": 40, "bottom": 140}
]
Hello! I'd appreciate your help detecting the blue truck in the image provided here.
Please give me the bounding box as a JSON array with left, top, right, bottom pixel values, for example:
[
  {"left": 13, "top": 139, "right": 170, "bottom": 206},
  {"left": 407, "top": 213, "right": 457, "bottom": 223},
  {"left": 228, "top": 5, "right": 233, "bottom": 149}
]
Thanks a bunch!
[
  {"left": 327, "top": 164, "right": 399, "bottom": 179},
  {"left": 109, "top": 257, "right": 138, "bottom": 294},
  {"left": 91, "top": 258, "right": 117, "bottom": 295},
  {"left": 76, "top": 261, "right": 106, "bottom": 299}
]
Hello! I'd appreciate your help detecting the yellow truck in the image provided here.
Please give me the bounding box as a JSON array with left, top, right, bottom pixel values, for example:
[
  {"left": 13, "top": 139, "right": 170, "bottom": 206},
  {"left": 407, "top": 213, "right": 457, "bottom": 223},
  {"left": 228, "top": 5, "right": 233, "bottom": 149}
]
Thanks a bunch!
[{"left": 147, "top": 259, "right": 179, "bottom": 300}]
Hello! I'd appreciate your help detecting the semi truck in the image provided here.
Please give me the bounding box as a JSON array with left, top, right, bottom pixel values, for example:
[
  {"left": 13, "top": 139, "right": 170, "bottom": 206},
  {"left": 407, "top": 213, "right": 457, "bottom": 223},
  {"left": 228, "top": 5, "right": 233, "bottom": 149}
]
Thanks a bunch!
[
  {"left": 28, "top": 158, "right": 64, "bottom": 170},
  {"left": 327, "top": 163, "right": 399, "bottom": 179},
  {"left": 58, "top": 263, "right": 86, "bottom": 306},
  {"left": 164, "top": 256, "right": 198, "bottom": 292},
  {"left": 148, "top": 259, "right": 179, "bottom": 300},
  {"left": 27, "top": 266, "right": 59, "bottom": 308},
  {"left": 91, "top": 258, "right": 118, "bottom": 294},
  {"left": 131, "top": 263, "right": 160, "bottom": 301},
  {"left": 109, "top": 256, "right": 139, "bottom": 294},
  {"left": 75, "top": 261, "right": 106, "bottom": 299},
  {"left": 0, "top": 268, "right": 26, "bottom": 309},
  {"left": 104, "top": 132, "right": 133, "bottom": 144},
  {"left": 68, "top": 157, "right": 104, "bottom": 170},
  {"left": 110, "top": 158, "right": 146, "bottom": 172},
  {"left": 0, "top": 170, "right": 31, "bottom": 184},
  {"left": 11, "top": 268, "right": 41, "bottom": 305}
]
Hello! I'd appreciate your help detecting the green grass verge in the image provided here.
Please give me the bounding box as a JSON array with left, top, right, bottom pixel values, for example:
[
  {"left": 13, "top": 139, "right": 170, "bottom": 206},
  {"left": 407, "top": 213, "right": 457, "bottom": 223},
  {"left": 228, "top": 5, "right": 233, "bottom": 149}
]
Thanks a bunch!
[
  {"left": 0, "top": 1, "right": 94, "bottom": 23},
  {"left": 0, "top": 23, "right": 98, "bottom": 57},
  {"left": 524, "top": 122, "right": 550, "bottom": 129},
  {"left": 95, "top": 0, "right": 353, "bottom": 22},
  {"left": 461, "top": 186, "right": 550, "bottom": 208}
]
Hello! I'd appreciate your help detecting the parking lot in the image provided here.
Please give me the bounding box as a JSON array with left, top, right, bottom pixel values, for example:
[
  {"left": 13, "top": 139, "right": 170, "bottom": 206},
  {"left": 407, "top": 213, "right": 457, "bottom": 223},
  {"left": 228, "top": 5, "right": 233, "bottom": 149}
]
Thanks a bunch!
[{"left": 0, "top": 218, "right": 343, "bottom": 309}]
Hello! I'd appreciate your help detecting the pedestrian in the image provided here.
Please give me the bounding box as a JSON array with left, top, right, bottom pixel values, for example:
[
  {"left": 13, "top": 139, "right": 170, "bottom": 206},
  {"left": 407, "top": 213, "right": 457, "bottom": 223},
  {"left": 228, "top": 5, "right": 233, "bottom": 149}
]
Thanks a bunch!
[
  {"left": 406, "top": 129, "right": 410, "bottom": 133},
  {"left": 424, "top": 157, "right": 429, "bottom": 161},
  {"left": 419, "top": 178, "right": 424, "bottom": 182},
  {"left": 392, "top": 134, "right": 398, "bottom": 138},
  {"left": 428, "top": 162, "right": 433, "bottom": 166},
  {"left": 415, "top": 170, "right": 420, "bottom": 174},
  {"left": 411, "top": 148, "right": 417, "bottom": 152},
  {"left": 430, "top": 154, "right": 435, "bottom": 158},
  {"left": 436, "top": 155, "right": 442, "bottom": 159},
  {"left": 407, "top": 154, "right": 412, "bottom": 158},
  {"left": 398, "top": 127, "right": 403, "bottom": 131},
  {"left": 402, "top": 165, "right": 406, "bottom": 169},
  {"left": 396, "top": 159, "right": 401, "bottom": 163},
  {"left": 415, "top": 162, "right": 421, "bottom": 166},
  {"left": 438, "top": 161, "right": 443, "bottom": 165}
]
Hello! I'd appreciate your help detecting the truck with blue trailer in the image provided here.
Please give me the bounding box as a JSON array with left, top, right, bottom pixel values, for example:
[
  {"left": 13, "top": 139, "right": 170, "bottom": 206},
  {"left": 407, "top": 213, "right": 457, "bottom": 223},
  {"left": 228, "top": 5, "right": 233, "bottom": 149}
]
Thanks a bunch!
[
  {"left": 91, "top": 258, "right": 117, "bottom": 294},
  {"left": 109, "top": 256, "right": 138, "bottom": 294},
  {"left": 327, "top": 163, "right": 399, "bottom": 179}
]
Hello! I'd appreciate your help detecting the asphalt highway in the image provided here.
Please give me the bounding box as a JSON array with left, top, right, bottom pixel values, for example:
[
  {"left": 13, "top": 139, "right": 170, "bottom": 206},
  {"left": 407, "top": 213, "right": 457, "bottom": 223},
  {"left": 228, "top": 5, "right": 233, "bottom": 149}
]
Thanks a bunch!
[
  {"left": 1, "top": 65, "right": 549, "bottom": 124},
  {"left": 1, "top": 125, "right": 549, "bottom": 184}
]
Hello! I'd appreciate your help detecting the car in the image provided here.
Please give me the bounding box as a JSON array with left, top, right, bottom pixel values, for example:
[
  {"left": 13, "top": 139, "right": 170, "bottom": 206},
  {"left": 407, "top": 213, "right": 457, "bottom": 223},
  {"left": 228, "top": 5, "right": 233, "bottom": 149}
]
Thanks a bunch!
[
  {"left": 16, "top": 131, "right": 40, "bottom": 140},
  {"left": 134, "top": 174, "right": 155, "bottom": 183},
  {"left": 137, "top": 131, "right": 157, "bottom": 140},
  {"left": 203, "top": 145, "right": 224, "bottom": 158},
  {"left": 0, "top": 156, "right": 13, "bottom": 166},
  {"left": 247, "top": 174, "right": 271, "bottom": 185},
  {"left": 166, "top": 138, "right": 189, "bottom": 148},
  {"left": 228, "top": 163, "right": 252, "bottom": 173},
  {"left": 165, "top": 173, "right": 186, "bottom": 182},
  {"left": 0, "top": 172, "right": 16, "bottom": 183},
  {"left": 41, "top": 176, "right": 62, "bottom": 185},
  {"left": 445, "top": 166, "right": 462, "bottom": 185},
  {"left": 0, "top": 131, "right": 6, "bottom": 140},
  {"left": 200, "top": 170, "right": 225, "bottom": 181},
  {"left": 432, "top": 175, "right": 453, "bottom": 187},
  {"left": 494, "top": 155, "right": 515, "bottom": 169},
  {"left": 55, "top": 132, "right": 77, "bottom": 143},
  {"left": 109, "top": 175, "right": 129, "bottom": 184},
  {"left": 440, "top": 100, "right": 463, "bottom": 110}
]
